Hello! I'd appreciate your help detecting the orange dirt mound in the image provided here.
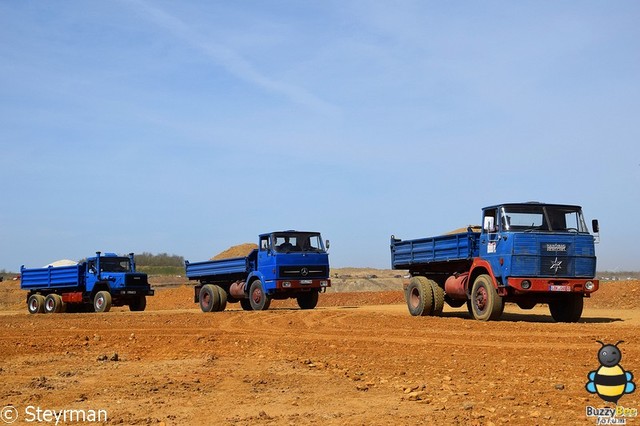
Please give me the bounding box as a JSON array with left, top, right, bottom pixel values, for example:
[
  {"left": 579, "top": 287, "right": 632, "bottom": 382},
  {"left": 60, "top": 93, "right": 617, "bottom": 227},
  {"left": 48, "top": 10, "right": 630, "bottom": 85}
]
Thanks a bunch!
[{"left": 211, "top": 243, "right": 258, "bottom": 260}]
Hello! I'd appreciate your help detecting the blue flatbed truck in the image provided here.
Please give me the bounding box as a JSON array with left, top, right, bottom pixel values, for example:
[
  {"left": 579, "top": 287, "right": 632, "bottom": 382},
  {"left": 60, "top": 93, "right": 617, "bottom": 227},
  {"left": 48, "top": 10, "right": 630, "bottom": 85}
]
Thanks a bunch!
[
  {"left": 21, "top": 252, "right": 154, "bottom": 314},
  {"left": 185, "top": 230, "right": 331, "bottom": 311},
  {"left": 390, "top": 202, "right": 600, "bottom": 322}
]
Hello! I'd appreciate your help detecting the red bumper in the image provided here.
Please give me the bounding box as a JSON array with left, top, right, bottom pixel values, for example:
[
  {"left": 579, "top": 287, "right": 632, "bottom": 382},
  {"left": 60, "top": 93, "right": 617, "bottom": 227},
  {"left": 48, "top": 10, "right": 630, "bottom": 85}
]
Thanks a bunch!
[
  {"left": 507, "top": 277, "right": 599, "bottom": 294},
  {"left": 276, "top": 279, "right": 331, "bottom": 290}
]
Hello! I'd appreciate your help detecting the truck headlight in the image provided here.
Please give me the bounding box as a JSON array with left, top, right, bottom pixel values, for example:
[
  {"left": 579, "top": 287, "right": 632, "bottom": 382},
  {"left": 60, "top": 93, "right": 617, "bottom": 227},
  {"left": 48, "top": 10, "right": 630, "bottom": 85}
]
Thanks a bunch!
[
  {"left": 320, "top": 281, "right": 328, "bottom": 287},
  {"left": 585, "top": 281, "right": 594, "bottom": 291},
  {"left": 282, "top": 281, "right": 292, "bottom": 288},
  {"left": 521, "top": 280, "right": 531, "bottom": 290}
]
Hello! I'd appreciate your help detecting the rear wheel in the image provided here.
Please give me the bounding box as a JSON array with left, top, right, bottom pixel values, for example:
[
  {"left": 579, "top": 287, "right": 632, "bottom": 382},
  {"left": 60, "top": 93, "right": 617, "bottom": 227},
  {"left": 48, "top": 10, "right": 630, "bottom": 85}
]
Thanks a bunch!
[
  {"left": 549, "top": 294, "right": 583, "bottom": 322},
  {"left": 297, "top": 290, "right": 319, "bottom": 310},
  {"left": 93, "top": 291, "right": 112, "bottom": 313},
  {"left": 27, "top": 294, "right": 45, "bottom": 314},
  {"left": 199, "top": 285, "right": 220, "bottom": 312},
  {"left": 469, "top": 274, "right": 503, "bottom": 321},
  {"left": 44, "top": 294, "right": 64, "bottom": 314},
  {"left": 129, "top": 296, "right": 147, "bottom": 312},
  {"left": 215, "top": 286, "right": 228, "bottom": 312},
  {"left": 430, "top": 281, "right": 445, "bottom": 316},
  {"left": 249, "top": 280, "right": 271, "bottom": 311},
  {"left": 405, "top": 276, "right": 433, "bottom": 316}
]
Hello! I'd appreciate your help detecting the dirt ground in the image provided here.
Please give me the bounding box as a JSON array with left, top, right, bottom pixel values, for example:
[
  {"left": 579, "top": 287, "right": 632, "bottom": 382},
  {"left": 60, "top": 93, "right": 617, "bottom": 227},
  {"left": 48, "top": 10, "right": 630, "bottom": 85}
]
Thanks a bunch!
[{"left": 1, "top": 275, "right": 639, "bottom": 425}]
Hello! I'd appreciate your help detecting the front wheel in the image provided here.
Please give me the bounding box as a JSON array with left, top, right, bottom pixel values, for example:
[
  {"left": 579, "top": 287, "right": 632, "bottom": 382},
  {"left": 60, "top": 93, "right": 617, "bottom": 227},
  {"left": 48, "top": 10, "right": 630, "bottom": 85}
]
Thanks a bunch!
[
  {"left": 469, "top": 274, "right": 503, "bottom": 321},
  {"left": 297, "top": 290, "right": 319, "bottom": 310},
  {"left": 240, "top": 298, "right": 253, "bottom": 311},
  {"left": 549, "top": 294, "right": 583, "bottom": 322},
  {"left": 249, "top": 280, "right": 271, "bottom": 311},
  {"left": 94, "top": 291, "right": 112, "bottom": 313},
  {"left": 27, "top": 294, "right": 45, "bottom": 314},
  {"left": 129, "top": 296, "right": 147, "bottom": 312}
]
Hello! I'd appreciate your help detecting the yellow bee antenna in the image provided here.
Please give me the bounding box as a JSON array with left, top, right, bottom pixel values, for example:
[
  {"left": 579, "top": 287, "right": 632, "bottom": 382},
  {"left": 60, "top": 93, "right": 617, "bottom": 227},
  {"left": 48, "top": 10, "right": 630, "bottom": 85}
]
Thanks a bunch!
[
  {"left": 615, "top": 340, "right": 624, "bottom": 347},
  {"left": 596, "top": 340, "right": 606, "bottom": 346}
]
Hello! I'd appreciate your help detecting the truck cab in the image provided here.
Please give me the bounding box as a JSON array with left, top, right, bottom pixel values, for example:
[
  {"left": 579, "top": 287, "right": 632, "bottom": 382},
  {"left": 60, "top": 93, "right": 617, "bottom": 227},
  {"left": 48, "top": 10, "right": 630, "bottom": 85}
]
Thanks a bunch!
[
  {"left": 480, "top": 203, "right": 598, "bottom": 289},
  {"left": 84, "top": 252, "right": 153, "bottom": 311}
]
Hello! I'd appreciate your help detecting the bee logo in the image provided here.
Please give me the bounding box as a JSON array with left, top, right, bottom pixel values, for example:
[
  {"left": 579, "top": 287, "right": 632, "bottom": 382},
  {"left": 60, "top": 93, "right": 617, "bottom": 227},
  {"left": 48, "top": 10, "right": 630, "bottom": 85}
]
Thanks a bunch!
[{"left": 586, "top": 340, "right": 636, "bottom": 403}]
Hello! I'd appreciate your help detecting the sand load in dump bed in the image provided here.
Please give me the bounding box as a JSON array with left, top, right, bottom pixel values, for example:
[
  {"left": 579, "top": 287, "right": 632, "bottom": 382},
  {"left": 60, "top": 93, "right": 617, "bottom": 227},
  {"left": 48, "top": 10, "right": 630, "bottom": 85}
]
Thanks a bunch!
[{"left": 211, "top": 243, "right": 258, "bottom": 260}]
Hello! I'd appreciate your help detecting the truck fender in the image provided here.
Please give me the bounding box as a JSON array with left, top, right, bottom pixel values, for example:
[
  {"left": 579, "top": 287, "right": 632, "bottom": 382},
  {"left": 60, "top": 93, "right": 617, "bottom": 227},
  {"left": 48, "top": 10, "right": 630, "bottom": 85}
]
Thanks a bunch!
[
  {"left": 468, "top": 259, "right": 500, "bottom": 294},
  {"left": 246, "top": 271, "right": 266, "bottom": 289},
  {"left": 90, "top": 281, "right": 112, "bottom": 299}
]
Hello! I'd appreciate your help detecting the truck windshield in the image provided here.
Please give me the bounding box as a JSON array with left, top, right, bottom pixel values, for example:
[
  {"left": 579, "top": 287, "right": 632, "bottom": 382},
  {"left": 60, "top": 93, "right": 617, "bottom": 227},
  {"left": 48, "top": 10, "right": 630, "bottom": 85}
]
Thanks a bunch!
[
  {"left": 501, "top": 205, "right": 588, "bottom": 233},
  {"left": 273, "top": 233, "right": 325, "bottom": 253},
  {"left": 100, "top": 258, "right": 131, "bottom": 272}
]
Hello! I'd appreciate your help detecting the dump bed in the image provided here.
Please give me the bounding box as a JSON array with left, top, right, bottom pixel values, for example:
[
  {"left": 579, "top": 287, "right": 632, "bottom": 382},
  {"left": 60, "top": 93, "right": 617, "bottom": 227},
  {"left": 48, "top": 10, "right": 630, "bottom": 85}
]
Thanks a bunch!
[
  {"left": 20, "top": 264, "right": 83, "bottom": 291},
  {"left": 391, "top": 228, "right": 481, "bottom": 270},
  {"left": 185, "top": 250, "right": 257, "bottom": 281}
]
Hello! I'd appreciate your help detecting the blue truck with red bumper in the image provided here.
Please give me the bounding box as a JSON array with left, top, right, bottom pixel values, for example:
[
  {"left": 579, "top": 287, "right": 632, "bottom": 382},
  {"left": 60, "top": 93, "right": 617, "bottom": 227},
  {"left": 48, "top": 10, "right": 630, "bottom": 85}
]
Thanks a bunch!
[
  {"left": 21, "top": 252, "right": 154, "bottom": 314},
  {"left": 185, "top": 230, "right": 331, "bottom": 312},
  {"left": 390, "top": 202, "right": 600, "bottom": 322}
]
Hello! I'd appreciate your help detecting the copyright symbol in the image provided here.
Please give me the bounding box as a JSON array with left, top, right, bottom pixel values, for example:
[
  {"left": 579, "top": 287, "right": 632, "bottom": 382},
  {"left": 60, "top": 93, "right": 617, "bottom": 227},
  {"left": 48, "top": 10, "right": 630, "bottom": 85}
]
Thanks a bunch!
[{"left": 0, "top": 406, "right": 18, "bottom": 424}]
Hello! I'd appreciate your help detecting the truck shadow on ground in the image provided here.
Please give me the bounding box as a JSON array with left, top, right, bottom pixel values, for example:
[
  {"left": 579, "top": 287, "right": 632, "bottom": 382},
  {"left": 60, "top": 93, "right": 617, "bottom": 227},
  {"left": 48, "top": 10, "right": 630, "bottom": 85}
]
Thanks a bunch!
[{"left": 441, "top": 311, "right": 623, "bottom": 324}]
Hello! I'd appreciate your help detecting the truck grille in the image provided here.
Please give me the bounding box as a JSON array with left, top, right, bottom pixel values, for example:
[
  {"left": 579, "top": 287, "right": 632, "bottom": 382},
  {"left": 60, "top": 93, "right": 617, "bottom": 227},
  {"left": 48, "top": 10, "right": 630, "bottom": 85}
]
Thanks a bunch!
[
  {"left": 279, "top": 266, "right": 328, "bottom": 279},
  {"left": 125, "top": 274, "right": 149, "bottom": 286}
]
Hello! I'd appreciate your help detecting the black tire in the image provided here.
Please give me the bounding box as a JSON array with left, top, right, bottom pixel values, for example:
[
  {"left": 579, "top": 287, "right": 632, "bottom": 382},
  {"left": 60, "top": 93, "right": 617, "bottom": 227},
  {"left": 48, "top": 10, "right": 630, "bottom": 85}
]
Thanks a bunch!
[
  {"left": 297, "top": 290, "right": 319, "bottom": 310},
  {"left": 405, "top": 276, "right": 433, "bottom": 316},
  {"left": 549, "top": 294, "right": 584, "bottom": 322},
  {"left": 129, "top": 296, "right": 147, "bottom": 312},
  {"left": 240, "top": 298, "right": 253, "bottom": 311},
  {"left": 430, "top": 281, "right": 445, "bottom": 316},
  {"left": 469, "top": 274, "right": 503, "bottom": 321},
  {"left": 249, "top": 280, "right": 271, "bottom": 311},
  {"left": 44, "top": 294, "right": 63, "bottom": 314},
  {"left": 199, "top": 285, "right": 220, "bottom": 313},
  {"left": 445, "top": 295, "right": 466, "bottom": 308},
  {"left": 93, "top": 291, "right": 112, "bottom": 313},
  {"left": 27, "top": 294, "right": 45, "bottom": 314},
  {"left": 517, "top": 301, "right": 537, "bottom": 310}
]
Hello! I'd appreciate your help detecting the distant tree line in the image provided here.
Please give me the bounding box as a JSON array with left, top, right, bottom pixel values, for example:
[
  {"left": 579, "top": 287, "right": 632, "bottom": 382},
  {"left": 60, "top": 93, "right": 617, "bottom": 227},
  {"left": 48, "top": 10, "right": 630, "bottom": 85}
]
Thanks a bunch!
[{"left": 134, "top": 252, "right": 184, "bottom": 267}]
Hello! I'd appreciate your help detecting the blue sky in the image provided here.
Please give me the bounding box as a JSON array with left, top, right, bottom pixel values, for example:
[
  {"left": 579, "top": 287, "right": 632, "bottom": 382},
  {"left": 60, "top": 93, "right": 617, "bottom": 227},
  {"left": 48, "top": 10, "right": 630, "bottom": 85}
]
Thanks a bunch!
[{"left": 1, "top": 1, "right": 639, "bottom": 271}]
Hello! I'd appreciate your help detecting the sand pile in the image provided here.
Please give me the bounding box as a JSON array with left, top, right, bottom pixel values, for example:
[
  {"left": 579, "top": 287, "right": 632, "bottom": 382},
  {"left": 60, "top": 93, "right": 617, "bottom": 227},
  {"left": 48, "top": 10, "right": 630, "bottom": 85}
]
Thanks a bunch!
[{"left": 211, "top": 243, "right": 258, "bottom": 260}]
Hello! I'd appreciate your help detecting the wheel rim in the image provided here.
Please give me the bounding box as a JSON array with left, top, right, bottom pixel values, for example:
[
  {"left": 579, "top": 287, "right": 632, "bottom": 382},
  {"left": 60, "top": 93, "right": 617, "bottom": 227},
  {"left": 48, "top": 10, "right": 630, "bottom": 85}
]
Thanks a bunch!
[
  {"left": 474, "top": 286, "right": 488, "bottom": 313},
  {"left": 409, "top": 287, "right": 420, "bottom": 309},
  {"left": 252, "top": 287, "right": 262, "bottom": 304},
  {"left": 46, "top": 298, "right": 54, "bottom": 311},
  {"left": 30, "top": 299, "right": 38, "bottom": 311},
  {"left": 202, "top": 292, "right": 211, "bottom": 309},
  {"left": 96, "top": 296, "right": 104, "bottom": 309}
]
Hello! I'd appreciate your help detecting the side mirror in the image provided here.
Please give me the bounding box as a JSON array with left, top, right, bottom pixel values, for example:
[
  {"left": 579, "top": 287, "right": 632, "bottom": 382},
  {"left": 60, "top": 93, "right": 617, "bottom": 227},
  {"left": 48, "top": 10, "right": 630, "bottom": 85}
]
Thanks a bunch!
[
  {"left": 325, "top": 240, "right": 330, "bottom": 250},
  {"left": 483, "top": 217, "right": 495, "bottom": 233},
  {"left": 592, "top": 219, "right": 599, "bottom": 234}
]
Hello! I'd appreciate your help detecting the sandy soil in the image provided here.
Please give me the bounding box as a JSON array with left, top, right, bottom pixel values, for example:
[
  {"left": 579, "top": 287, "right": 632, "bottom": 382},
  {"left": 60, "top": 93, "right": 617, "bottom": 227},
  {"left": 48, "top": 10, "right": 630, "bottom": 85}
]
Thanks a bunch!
[{"left": 1, "top": 277, "right": 639, "bottom": 425}]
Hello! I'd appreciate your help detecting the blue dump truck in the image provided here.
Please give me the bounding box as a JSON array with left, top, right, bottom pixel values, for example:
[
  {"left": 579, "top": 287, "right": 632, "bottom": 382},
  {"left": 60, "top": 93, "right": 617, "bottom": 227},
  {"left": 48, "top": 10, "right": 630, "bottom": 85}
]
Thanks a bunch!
[
  {"left": 185, "top": 230, "right": 331, "bottom": 312},
  {"left": 21, "top": 252, "right": 154, "bottom": 314},
  {"left": 391, "top": 202, "right": 600, "bottom": 322}
]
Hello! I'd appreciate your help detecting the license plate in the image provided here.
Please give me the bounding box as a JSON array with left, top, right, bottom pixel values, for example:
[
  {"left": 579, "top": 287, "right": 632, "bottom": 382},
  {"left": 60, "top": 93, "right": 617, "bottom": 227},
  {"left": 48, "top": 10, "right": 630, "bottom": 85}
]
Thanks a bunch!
[
  {"left": 550, "top": 285, "right": 571, "bottom": 292},
  {"left": 300, "top": 280, "right": 312, "bottom": 285}
]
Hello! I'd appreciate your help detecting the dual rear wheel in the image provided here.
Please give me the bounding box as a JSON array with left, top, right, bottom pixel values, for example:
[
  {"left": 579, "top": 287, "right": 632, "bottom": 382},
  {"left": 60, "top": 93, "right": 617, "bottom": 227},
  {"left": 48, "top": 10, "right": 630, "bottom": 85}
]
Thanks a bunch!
[
  {"left": 405, "top": 274, "right": 505, "bottom": 321},
  {"left": 199, "top": 284, "right": 229, "bottom": 312}
]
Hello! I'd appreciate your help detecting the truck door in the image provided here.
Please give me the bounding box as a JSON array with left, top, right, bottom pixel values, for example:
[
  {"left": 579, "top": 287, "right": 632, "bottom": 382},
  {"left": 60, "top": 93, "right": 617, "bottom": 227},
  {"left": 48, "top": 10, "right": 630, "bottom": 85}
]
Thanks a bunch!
[
  {"left": 85, "top": 260, "right": 99, "bottom": 292},
  {"left": 257, "top": 235, "right": 277, "bottom": 285},
  {"left": 479, "top": 208, "right": 504, "bottom": 279}
]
